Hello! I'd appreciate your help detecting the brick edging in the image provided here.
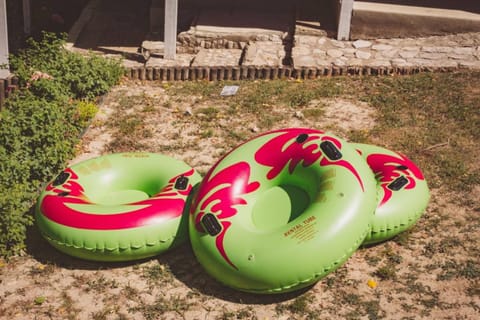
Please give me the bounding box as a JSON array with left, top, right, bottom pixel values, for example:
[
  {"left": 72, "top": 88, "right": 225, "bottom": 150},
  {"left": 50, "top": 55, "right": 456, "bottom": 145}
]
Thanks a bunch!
[{"left": 124, "top": 64, "right": 462, "bottom": 81}]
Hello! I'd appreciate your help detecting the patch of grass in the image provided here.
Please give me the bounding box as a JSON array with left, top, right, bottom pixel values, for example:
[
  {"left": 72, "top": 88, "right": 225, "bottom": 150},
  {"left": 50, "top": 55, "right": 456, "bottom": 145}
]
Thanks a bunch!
[
  {"left": 85, "top": 275, "right": 119, "bottom": 293},
  {"left": 28, "top": 263, "right": 56, "bottom": 276},
  {"left": 165, "top": 81, "right": 223, "bottom": 99},
  {"left": 129, "top": 295, "right": 193, "bottom": 320},
  {"left": 59, "top": 292, "right": 81, "bottom": 319},
  {"left": 423, "top": 236, "right": 464, "bottom": 258},
  {"left": 275, "top": 293, "right": 319, "bottom": 318},
  {"left": 303, "top": 107, "right": 325, "bottom": 119},
  {"left": 373, "top": 265, "right": 397, "bottom": 281},
  {"left": 195, "top": 106, "right": 220, "bottom": 120},
  {"left": 200, "top": 129, "right": 214, "bottom": 138},
  {"left": 141, "top": 263, "right": 174, "bottom": 287},
  {"left": 437, "top": 259, "right": 480, "bottom": 281},
  {"left": 361, "top": 300, "right": 384, "bottom": 320},
  {"left": 365, "top": 254, "right": 381, "bottom": 267},
  {"left": 219, "top": 307, "right": 255, "bottom": 320}
]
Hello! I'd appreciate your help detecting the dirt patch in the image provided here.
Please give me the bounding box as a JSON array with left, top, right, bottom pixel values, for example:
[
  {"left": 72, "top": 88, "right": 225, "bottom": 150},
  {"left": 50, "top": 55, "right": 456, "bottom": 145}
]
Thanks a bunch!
[{"left": 1, "top": 78, "right": 478, "bottom": 320}]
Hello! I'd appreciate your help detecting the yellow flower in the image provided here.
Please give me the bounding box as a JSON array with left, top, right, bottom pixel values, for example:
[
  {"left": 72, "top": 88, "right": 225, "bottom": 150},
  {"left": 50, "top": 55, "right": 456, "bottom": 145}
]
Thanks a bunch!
[{"left": 367, "top": 279, "right": 377, "bottom": 289}]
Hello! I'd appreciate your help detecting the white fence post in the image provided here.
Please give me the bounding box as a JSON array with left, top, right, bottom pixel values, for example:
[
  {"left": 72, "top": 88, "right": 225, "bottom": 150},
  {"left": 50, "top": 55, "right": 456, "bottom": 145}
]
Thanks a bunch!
[
  {"left": 337, "top": 0, "right": 354, "bottom": 41},
  {"left": 164, "top": 0, "right": 178, "bottom": 60},
  {"left": 0, "top": 0, "right": 10, "bottom": 78}
]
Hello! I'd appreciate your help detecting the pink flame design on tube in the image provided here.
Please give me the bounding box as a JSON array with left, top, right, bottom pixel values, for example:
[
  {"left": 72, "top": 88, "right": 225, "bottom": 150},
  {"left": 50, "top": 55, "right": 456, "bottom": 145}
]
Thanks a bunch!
[
  {"left": 40, "top": 168, "right": 196, "bottom": 230},
  {"left": 254, "top": 128, "right": 365, "bottom": 190},
  {"left": 366, "top": 152, "right": 425, "bottom": 206},
  {"left": 192, "top": 161, "right": 260, "bottom": 270}
]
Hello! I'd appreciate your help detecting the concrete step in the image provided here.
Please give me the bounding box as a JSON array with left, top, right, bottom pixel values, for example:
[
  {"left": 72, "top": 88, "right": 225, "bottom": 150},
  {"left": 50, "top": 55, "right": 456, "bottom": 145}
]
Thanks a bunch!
[{"left": 351, "top": 1, "right": 480, "bottom": 39}]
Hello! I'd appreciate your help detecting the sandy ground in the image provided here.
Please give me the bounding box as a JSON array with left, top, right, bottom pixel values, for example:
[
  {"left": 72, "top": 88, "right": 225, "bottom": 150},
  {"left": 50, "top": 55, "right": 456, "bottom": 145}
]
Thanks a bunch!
[{"left": 0, "top": 80, "right": 478, "bottom": 320}]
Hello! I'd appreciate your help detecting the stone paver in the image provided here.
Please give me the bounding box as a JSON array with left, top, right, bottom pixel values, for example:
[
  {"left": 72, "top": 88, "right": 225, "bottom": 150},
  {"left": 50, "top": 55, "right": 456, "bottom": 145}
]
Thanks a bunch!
[
  {"left": 243, "top": 41, "right": 285, "bottom": 66},
  {"left": 146, "top": 54, "right": 194, "bottom": 67},
  {"left": 191, "top": 49, "right": 243, "bottom": 67}
]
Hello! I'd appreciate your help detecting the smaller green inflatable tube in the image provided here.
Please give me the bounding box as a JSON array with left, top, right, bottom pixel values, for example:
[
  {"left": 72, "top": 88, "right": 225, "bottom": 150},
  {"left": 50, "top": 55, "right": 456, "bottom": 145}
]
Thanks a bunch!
[
  {"left": 353, "top": 144, "right": 430, "bottom": 245},
  {"left": 35, "top": 153, "right": 201, "bottom": 262}
]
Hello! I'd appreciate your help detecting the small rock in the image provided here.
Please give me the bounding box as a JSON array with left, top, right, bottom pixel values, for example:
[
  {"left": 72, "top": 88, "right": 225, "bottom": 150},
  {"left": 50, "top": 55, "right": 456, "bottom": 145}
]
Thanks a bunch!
[
  {"left": 293, "top": 55, "right": 317, "bottom": 67},
  {"left": 372, "top": 44, "right": 393, "bottom": 51},
  {"left": 458, "top": 60, "right": 480, "bottom": 70},
  {"left": 347, "top": 58, "right": 364, "bottom": 66},
  {"left": 184, "top": 107, "right": 193, "bottom": 116},
  {"left": 367, "top": 60, "right": 392, "bottom": 68},
  {"left": 391, "top": 58, "right": 408, "bottom": 66},
  {"left": 453, "top": 47, "right": 474, "bottom": 55},
  {"left": 327, "top": 49, "right": 343, "bottom": 58},
  {"left": 333, "top": 59, "right": 347, "bottom": 67},
  {"left": 251, "top": 126, "right": 260, "bottom": 133},
  {"left": 317, "top": 37, "right": 328, "bottom": 46},
  {"left": 380, "top": 49, "right": 399, "bottom": 58},
  {"left": 421, "top": 46, "right": 453, "bottom": 53},
  {"left": 295, "top": 35, "right": 318, "bottom": 46},
  {"left": 353, "top": 39, "right": 372, "bottom": 49},
  {"left": 294, "top": 111, "right": 304, "bottom": 119},
  {"left": 342, "top": 48, "right": 356, "bottom": 56},
  {"left": 330, "top": 40, "right": 346, "bottom": 48},
  {"left": 399, "top": 50, "right": 418, "bottom": 59},
  {"left": 312, "top": 49, "right": 326, "bottom": 56},
  {"left": 448, "top": 53, "right": 471, "bottom": 60},
  {"left": 391, "top": 59, "right": 415, "bottom": 68},
  {"left": 418, "top": 52, "right": 444, "bottom": 60},
  {"left": 355, "top": 50, "right": 371, "bottom": 59},
  {"left": 292, "top": 46, "right": 312, "bottom": 56},
  {"left": 474, "top": 47, "right": 480, "bottom": 59},
  {"left": 315, "top": 59, "right": 332, "bottom": 67}
]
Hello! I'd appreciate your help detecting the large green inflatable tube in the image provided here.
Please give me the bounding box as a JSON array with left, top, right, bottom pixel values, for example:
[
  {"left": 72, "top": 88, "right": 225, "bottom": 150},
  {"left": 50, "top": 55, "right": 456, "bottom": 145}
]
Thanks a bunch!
[
  {"left": 35, "top": 153, "right": 201, "bottom": 262},
  {"left": 353, "top": 144, "right": 430, "bottom": 245},
  {"left": 189, "top": 128, "right": 377, "bottom": 293}
]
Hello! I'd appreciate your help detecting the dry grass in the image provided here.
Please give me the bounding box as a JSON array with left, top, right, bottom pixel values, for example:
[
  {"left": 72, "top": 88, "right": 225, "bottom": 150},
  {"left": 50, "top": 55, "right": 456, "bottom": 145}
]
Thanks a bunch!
[{"left": 1, "top": 72, "right": 479, "bottom": 319}]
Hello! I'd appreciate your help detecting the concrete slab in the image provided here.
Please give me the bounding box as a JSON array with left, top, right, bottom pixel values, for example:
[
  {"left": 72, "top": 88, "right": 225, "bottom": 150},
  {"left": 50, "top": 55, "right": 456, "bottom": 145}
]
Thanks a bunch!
[
  {"left": 190, "top": 7, "right": 291, "bottom": 41},
  {"left": 352, "top": 1, "right": 480, "bottom": 39},
  {"left": 192, "top": 48, "right": 242, "bottom": 66}
]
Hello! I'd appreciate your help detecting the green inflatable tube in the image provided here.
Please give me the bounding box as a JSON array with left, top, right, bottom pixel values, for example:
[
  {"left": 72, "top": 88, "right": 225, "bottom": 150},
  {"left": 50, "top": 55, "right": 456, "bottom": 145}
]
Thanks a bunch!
[
  {"left": 189, "top": 128, "right": 377, "bottom": 293},
  {"left": 353, "top": 144, "right": 430, "bottom": 245},
  {"left": 35, "top": 153, "right": 201, "bottom": 262}
]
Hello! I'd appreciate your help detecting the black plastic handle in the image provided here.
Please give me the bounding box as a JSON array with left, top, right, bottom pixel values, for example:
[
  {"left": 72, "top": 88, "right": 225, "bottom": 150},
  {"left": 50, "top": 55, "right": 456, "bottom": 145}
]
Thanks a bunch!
[
  {"left": 320, "top": 141, "right": 343, "bottom": 160},
  {"left": 52, "top": 171, "right": 70, "bottom": 186},
  {"left": 174, "top": 176, "right": 189, "bottom": 190},
  {"left": 201, "top": 213, "right": 222, "bottom": 236},
  {"left": 388, "top": 176, "right": 409, "bottom": 191}
]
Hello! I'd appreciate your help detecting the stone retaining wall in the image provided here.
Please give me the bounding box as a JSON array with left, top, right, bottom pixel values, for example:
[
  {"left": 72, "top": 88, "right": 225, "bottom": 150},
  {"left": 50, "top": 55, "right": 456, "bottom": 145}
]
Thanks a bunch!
[{"left": 130, "top": 32, "right": 480, "bottom": 81}]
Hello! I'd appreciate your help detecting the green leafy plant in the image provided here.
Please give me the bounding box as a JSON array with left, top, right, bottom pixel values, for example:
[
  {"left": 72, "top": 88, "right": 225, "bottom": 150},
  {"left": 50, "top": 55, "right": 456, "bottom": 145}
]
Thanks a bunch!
[
  {"left": 10, "top": 32, "right": 123, "bottom": 100},
  {"left": 0, "top": 32, "right": 122, "bottom": 258}
]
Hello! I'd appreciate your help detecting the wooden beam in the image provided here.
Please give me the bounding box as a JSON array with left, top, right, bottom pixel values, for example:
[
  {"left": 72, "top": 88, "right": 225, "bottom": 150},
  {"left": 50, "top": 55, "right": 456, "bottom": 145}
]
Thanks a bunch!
[
  {"left": 0, "top": 0, "right": 10, "bottom": 78},
  {"left": 164, "top": 0, "right": 178, "bottom": 60},
  {"left": 23, "top": 0, "right": 31, "bottom": 34},
  {"left": 336, "top": 0, "right": 354, "bottom": 40}
]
